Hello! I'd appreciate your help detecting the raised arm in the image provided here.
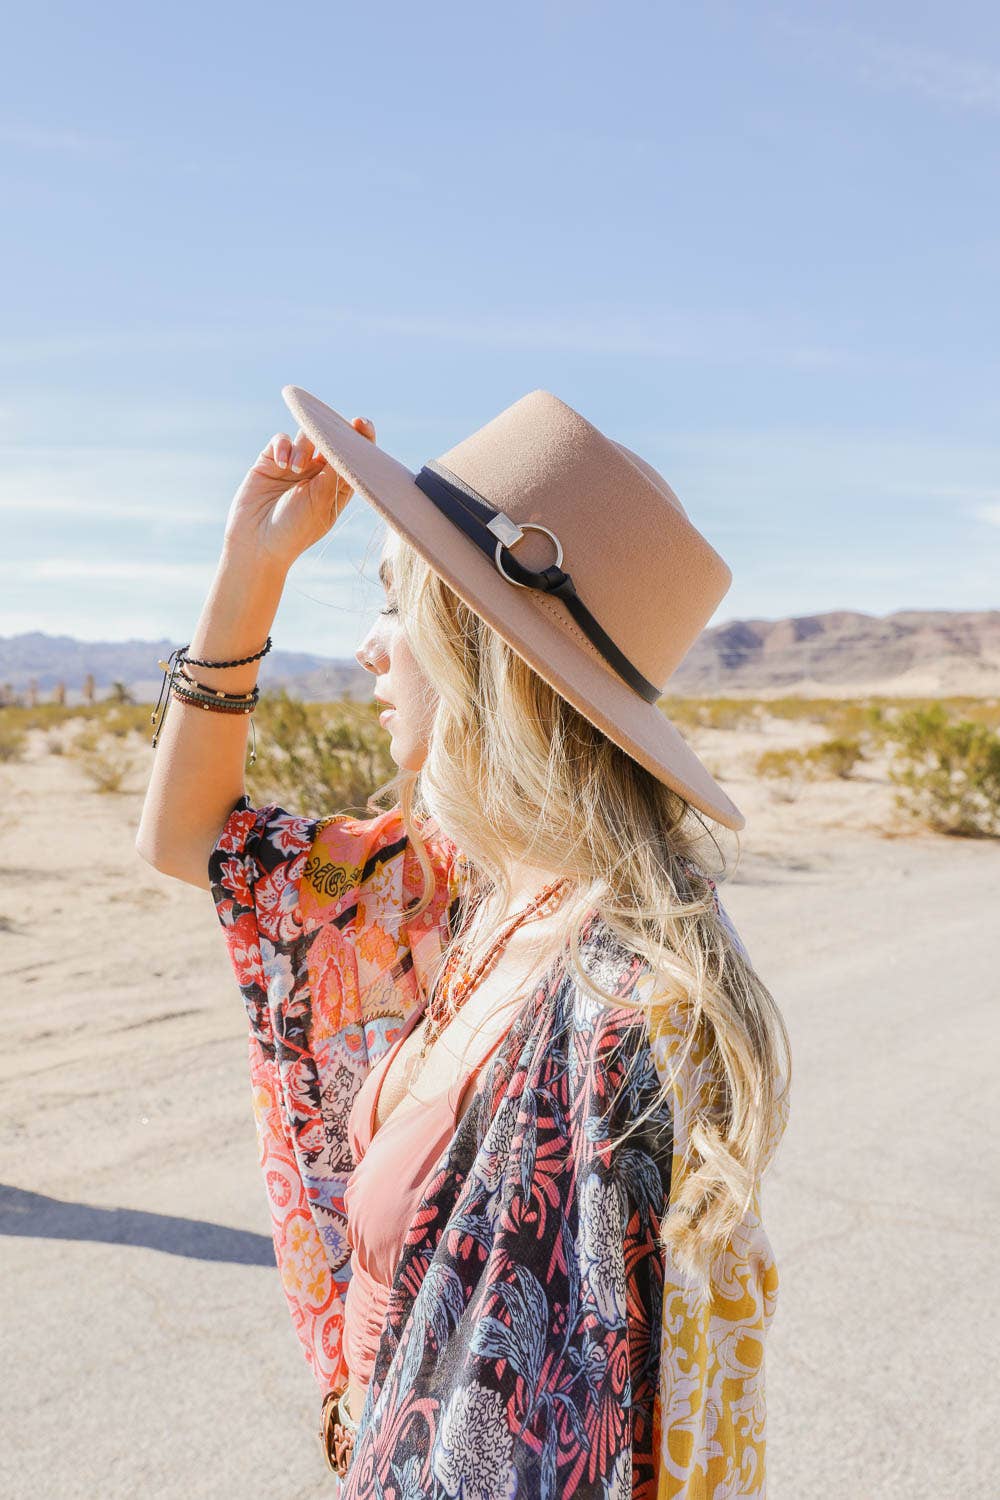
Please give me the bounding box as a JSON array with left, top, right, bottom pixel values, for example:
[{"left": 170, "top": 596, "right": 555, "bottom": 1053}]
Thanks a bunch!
[{"left": 134, "top": 417, "right": 375, "bottom": 888}]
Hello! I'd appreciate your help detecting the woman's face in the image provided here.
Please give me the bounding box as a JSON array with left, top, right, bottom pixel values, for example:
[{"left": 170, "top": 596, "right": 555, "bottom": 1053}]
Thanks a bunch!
[{"left": 355, "top": 541, "right": 438, "bottom": 771}]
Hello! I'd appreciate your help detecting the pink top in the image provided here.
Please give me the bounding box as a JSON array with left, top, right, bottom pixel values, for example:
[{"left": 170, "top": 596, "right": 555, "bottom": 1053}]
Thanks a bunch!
[{"left": 342, "top": 1006, "right": 512, "bottom": 1396}]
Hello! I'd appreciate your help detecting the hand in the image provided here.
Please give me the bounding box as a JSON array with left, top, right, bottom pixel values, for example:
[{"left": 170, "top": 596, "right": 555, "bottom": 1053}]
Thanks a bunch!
[{"left": 223, "top": 417, "right": 377, "bottom": 571}]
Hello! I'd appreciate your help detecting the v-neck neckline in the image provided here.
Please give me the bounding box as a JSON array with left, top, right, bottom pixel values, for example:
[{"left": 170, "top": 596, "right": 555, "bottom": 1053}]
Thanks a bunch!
[
  {"left": 365, "top": 910, "right": 597, "bottom": 1146},
  {"left": 367, "top": 1004, "right": 437, "bottom": 1141}
]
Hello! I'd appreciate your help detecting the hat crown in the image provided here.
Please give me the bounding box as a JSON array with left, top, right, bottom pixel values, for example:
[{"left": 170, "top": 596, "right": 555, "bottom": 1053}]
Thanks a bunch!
[{"left": 435, "top": 390, "right": 732, "bottom": 692}]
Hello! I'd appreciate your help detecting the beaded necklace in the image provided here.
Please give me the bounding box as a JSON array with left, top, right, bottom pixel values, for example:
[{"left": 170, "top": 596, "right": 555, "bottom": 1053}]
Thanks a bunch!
[{"left": 404, "top": 875, "right": 571, "bottom": 1091}]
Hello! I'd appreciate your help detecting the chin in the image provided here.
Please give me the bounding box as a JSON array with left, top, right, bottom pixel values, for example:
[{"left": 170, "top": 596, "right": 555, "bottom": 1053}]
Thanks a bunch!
[{"left": 389, "top": 734, "right": 429, "bottom": 773}]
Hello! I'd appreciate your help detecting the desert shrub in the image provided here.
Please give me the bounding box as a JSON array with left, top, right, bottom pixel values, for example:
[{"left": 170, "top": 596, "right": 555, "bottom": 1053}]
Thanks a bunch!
[
  {"left": 754, "top": 735, "right": 864, "bottom": 796},
  {"left": 756, "top": 747, "right": 808, "bottom": 779},
  {"left": 806, "top": 735, "right": 864, "bottom": 779},
  {"left": 955, "top": 697, "right": 1000, "bottom": 733},
  {"left": 827, "top": 702, "right": 892, "bottom": 745},
  {"left": 246, "top": 688, "right": 396, "bottom": 814},
  {"left": 0, "top": 714, "right": 28, "bottom": 762},
  {"left": 664, "top": 694, "right": 903, "bottom": 741},
  {"left": 754, "top": 746, "right": 810, "bottom": 801},
  {"left": 659, "top": 696, "right": 762, "bottom": 732},
  {"left": 71, "top": 725, "right": 102, "bottom": 755},
  {"left": 855, "top": 703, "right": 893, "bottom": 748},
  {"left": 886, "top": 704, "right": 1000, "bottom": 837},
  {"left": 66, "top": 726, "right": 135, "bottom": 792},
  {"left": 4, "top": 701, "right": 83, "bottom": 732},
  {"left": 695, "top": 698, "right": 762, "bottom": 731},
  {"left": 101, "top": 706, "right": 142, "bottom": 740},
  {"left": 758, "top": 696, "right": 831, "bottom": 725},
  {"left": 1, "top": 700, "right": 151, "bottom": 734}
]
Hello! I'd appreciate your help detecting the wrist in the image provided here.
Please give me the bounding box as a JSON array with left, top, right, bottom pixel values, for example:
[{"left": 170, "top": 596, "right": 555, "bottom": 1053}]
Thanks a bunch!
[{"left": 218, "top": 539, "right": 292, "bottom": 584}]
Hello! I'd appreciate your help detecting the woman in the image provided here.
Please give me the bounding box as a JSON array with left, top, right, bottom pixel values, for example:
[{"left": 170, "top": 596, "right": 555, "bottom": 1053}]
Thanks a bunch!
[{"left": 137, "top": 385, "right": 790, "bottom": 1498}]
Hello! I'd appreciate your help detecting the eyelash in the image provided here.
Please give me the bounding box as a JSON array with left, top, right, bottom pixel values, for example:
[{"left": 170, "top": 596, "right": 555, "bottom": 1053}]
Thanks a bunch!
[{"left": 379, "top": 604, "right": 398, "bottom": 617}]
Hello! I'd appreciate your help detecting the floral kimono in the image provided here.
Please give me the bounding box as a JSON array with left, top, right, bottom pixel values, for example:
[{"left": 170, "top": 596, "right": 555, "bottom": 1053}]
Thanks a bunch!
[{"left": 208, "top": 794, "right": 786, "bottom": 1498}]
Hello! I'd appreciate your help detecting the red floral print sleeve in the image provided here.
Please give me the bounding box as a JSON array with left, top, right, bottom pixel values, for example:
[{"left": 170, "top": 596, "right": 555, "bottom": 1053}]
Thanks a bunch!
[{"left": 207, "top": 792, "right": 461, "bottom": 1394}]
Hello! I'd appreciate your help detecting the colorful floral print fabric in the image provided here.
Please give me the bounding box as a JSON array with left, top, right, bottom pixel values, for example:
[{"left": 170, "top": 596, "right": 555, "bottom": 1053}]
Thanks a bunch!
[{"left": 208, "top": 794, "right": 786, "bottom": 1498}]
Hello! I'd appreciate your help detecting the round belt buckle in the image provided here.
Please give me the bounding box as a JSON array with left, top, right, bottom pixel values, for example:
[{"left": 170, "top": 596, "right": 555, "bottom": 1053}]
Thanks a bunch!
[{"left": 319, "top": 1388, "right": 357, "bottom": 1478}]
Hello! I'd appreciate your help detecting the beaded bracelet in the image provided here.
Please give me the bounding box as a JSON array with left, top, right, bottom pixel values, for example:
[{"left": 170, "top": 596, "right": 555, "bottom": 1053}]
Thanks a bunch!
[
  {"left": 150, "top": 636, "right": 272, "bottom": 763},
  {"left": 176, "top": 660, "right": 258, "bottom": 701}
]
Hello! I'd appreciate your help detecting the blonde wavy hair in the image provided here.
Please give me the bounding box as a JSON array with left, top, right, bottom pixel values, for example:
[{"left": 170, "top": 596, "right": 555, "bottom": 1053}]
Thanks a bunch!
[{"left": 362, "top": 531, "right": 791, "bottom": 1288}]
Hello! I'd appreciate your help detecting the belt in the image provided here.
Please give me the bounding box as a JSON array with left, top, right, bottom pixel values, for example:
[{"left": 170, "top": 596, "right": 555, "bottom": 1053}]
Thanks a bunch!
[{"left": 319, "top": 1386, "right": 358, "bottom": 1478}]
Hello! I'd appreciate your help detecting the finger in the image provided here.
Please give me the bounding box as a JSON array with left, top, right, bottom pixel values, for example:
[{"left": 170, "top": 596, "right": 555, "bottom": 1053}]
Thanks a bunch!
[
  {"left": 290, "top": 433, "right": 317, "bottom": 473},
  {"left": 299, "top": 443, "right": 327, "bottom": 472},
  {"left": 300, "top": 435, "right": 325, "bottom": 468}
]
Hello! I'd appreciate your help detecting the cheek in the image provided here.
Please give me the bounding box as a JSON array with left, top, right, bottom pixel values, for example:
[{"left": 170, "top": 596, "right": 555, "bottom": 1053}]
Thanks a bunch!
[{"left": 399, "top": 678, "right": 437, "bottom": 737}]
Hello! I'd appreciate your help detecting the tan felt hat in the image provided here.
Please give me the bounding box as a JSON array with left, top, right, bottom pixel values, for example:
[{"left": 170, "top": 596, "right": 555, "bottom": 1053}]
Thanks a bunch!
[{"left": 282, "top": 383, "right": 745, "bottom": 832}]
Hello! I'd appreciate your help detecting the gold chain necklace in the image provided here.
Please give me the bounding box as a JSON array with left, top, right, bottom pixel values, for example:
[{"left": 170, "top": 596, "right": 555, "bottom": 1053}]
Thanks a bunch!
[{"left": 405, "top": 876, "right": 570, "bottom": 1090}]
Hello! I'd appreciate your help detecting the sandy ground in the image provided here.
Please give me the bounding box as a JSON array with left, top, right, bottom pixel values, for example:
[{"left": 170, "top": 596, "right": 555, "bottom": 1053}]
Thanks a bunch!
[{"left": 1, "top": 718, "right": 998, "bottom": 1499}]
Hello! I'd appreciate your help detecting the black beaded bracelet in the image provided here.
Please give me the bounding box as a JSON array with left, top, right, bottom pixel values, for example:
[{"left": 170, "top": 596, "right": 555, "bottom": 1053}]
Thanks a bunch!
[
  {"left": 180, "top": 635, "right": 272, "bottom": 668},
  {"left": 176, "top": 662, "right": 257, "bottom": 700}
]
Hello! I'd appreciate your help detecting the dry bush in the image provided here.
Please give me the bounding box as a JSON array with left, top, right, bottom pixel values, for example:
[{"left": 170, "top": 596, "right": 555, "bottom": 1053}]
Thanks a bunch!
[
  {"left": 754, "top": 747, "right": 810, "bottom": 801},
  {"left": 952, "top": 697, "right": 1000, "bottom": 733},
  {"left": 0, "top": 714, "right": 28, "bottom": 762},
  {"left": 246, "top": 688, "right": 396, "bottom": 815},
  {"left": 663, "top": 694, "right": 897, "bottom": 739},
  {"left": 3, "top": 701, "right": 85, "bottom": 732},
  {"left": 65, "top": 723, "right": 136, "bottom": 793},
  {"left": 658, "top": 696, "right": 763, "bottom": 733},
  {"left": 806, "top": 736, "right": 865, "bottom": 778},
  {"left": 886, "top": 704, "right": 1000, "bottom": 837},
  {"left": 755, "top": 735, "right": 864, "bottom": 794}
]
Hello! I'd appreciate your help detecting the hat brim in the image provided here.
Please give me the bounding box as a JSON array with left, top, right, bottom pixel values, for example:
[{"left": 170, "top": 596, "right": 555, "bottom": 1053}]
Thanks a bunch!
[{"left": 282, "top": 384, "right": 745, "bottom": 832}]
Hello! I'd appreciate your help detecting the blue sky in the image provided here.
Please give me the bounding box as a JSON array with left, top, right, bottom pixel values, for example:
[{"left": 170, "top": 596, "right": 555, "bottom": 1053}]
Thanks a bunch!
[{"left": 2, "top": 0, "right": 998, "bottom": 657}]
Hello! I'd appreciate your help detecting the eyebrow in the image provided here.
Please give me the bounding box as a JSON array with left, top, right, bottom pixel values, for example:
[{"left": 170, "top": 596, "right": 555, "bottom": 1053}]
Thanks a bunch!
[{"left": 378, "top": 557, "right": 393, "bottom": 589}]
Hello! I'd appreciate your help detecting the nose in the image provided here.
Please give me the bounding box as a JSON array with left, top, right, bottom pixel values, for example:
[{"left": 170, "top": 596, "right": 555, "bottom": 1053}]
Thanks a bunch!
[{"left": 355, "top": 628, "right": 387, "bottom": 673}]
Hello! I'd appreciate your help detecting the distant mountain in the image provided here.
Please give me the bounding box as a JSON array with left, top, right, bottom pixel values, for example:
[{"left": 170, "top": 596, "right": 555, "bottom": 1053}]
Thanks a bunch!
[
  {"left": 666, "top": 609, "right": 1000, "bottom": 698},
  {"left": 0, "top": 631, "right": 370, "bottom": 706},
  {"left": 2, "top": 609, "right": 999, "bottom": 705}
]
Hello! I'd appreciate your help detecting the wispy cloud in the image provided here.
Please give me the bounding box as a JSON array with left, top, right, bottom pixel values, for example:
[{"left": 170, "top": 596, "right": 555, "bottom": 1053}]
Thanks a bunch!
[
  {"left": 975, "top": 504, "right": 1000, "bottom": 528},
  {"left": 883, "top": 483, "right": 1000, "bottom": 505},
  {"left": 0, "top": 559, "right": 222, "bottom": 584},
  {"left": 629, "top": 425, "right": 1000, "bottom": 509},
  {"left": 0, "top": 327, "right": 261, "bottom": 363},
  {"left": 300, "top": 306, "right": 857, "bottom": 369},
  {"left": 0, "top": 305, "right": 857, "bottom": 371},
  {"left": 0, "top": 555, "right": 362, "bottom": 585},
  {"left": 0, "top": 494, "right": 216, "bottom": 523},
  {"left": 857, "top": 43, "right": 1000, "bottom": 115},
  {"left": 0, "top": 122, "right": 123, "bottom": 155},
  {"left": 773, "top": 16, "right": 1000, "bottom": 116},
  {"left": 0, "top": 446, "right": 236, "bottom": 525}
]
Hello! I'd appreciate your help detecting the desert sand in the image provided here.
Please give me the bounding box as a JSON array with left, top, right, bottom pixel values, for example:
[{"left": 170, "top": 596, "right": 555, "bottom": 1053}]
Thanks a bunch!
[{"left": 1, "top": 716, "right": 997, "bottom": 1499}]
